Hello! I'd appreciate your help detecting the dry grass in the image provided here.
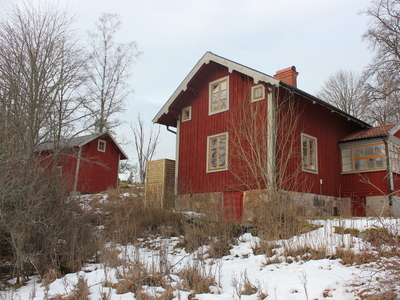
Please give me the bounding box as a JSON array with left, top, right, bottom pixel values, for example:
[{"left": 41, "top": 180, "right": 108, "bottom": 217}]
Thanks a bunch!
[
  {"left": 177, "top": 261, "right": 217, "bottom": 294},
  {"left": 53, "top": 276, "right": 90, "bottom": 300}
]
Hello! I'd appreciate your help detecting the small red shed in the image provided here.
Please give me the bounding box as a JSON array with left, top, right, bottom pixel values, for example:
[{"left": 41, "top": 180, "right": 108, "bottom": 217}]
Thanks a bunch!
[{"left": 37, "top": 131, "right": 128, "bottom": 194}]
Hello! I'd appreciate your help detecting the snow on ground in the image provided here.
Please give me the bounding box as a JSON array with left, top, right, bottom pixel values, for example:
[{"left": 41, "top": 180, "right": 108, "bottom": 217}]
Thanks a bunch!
[{"left": 2, "top": 217, "right": 400, "bottom": 300}]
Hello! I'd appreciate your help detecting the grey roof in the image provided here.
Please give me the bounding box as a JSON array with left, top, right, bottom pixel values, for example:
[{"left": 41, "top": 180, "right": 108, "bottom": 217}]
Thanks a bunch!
[{"left": 36, "top": 131, "right": 128, "bottom": 159}]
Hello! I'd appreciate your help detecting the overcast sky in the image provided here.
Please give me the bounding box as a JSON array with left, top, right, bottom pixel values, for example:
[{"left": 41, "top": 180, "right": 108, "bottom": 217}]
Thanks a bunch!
[{"left": 0, "top": 0, "right": 375, "bottom": 164}]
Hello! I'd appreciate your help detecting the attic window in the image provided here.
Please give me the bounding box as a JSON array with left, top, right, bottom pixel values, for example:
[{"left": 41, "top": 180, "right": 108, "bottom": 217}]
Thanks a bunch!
[
  {"left": 209, "top": 76, "right": 229, "bottom": 115},
  {"left": 98, "top": 139, "right": 106, "bottom": 152},
  {"left": 182, "top": 106, "right": 192, "bottom": 122},
  {"left": 251, "top": 84, "right": 265, "bottom": 102}
]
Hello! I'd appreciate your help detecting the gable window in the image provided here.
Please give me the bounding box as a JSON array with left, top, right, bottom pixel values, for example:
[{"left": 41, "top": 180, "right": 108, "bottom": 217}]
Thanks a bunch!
[
  {"left": 341, "top": 143, "right": 386, "bottom": 173},
  {"left": 182, "top": 106, "right": 192, "bottom": 122},
  {"left": 98, "top": 139, "right": 106, "bottom": 152},
  {"left": 207, "top": 132, "right": 228, "bottom": 172},
  {"left": 301, "top": 133, "right": 318, "bottom": 173},
  {"left": 209, "top": 76, "right": 229, "bottom": 115},
  {"left": 251, "top": 84, "right": 265, "bottom": 102}
]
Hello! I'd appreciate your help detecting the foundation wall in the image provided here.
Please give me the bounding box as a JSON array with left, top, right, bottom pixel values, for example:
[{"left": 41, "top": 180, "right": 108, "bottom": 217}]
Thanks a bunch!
[
  {"left": 391, "top": 196, "right": 400, "bottom": 217},
  {"left": 177, "top": 189, "right": 354, "bottom": 222},
  {"left": 366, "top": 195, "right": 391, "bottom": 217},
  {"left": 243, "top": 190, "right": 351, "bottom": 222},
  {"left": 176, "top": 192, "right": 223, "bottom": 219}
]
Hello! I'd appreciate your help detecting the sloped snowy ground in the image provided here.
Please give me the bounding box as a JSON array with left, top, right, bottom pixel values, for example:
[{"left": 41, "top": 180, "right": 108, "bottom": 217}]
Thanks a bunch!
[{"left": 2, "top": 217, "right": 400, "bottom": 300}]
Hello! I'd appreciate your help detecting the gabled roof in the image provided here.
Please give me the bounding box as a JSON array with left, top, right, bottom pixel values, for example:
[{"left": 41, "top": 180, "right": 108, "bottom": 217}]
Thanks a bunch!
[
  {"left": 37, "top": 131, "right": 128, "bottom": 160},
  {"left": 153, "top": 52, "right": 280, "bottom": 127},
  {"left": 153, "top": 51, "right": 370, "bottom": 128},
  {"left": 340, "top": 124, "right": 396, "bottom": 142}
]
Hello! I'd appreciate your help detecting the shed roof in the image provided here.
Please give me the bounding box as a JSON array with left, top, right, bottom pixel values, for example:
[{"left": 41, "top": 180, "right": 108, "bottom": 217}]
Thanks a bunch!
[{"left": 37, "top": 131, "right": 128, "bottom": 159}]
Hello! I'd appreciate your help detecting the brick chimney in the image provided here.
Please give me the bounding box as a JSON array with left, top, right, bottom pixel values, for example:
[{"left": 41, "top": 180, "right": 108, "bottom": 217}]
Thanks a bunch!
[{"left": 274, "top": 66, "right": 298, "bottom": 88}]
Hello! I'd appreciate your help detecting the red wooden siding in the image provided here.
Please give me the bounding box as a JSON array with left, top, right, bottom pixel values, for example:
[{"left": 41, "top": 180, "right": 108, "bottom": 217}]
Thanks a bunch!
[
  {"left": 77, "top": 136, "right": 121, "bottom": 193},
  {"left": 37, "top": 134, "right": 123, "bottom": 194},
  {"left": 340, "top": 171, "right": 389, "bottom": 197},
  {"left": 175, "top": 61, "right": 367, "bottom": 198}
]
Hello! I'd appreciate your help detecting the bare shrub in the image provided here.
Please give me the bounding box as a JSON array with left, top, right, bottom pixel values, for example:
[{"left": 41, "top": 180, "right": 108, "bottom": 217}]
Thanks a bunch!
[
  {"left": 101, "top": 191, "right": 184, "bottom": 244},
  {"left": 177, "top": 261, "right": 216, "bottom": 294},
  {"left": 56, "top": 275, "right": 90, "bottom": 300},
  {"left": 232, "top": 270, "right": 258, "bottom": 297},
  {"left": 175, "top": 213, "right": 240, "bottom": 258}
]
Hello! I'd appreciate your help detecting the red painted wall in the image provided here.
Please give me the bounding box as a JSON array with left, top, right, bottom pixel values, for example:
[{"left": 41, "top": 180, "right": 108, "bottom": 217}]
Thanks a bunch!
[
  {"left": 77, "top": 136, "right": 121, "bottom": 193},
  {"left": 175, "top": 62, "right": 365, "bottom": 197},
  {"left": 340, "top": 171, "right": 389, "bottom": 197},
  {"left": 38, "top": 135, "right": 122, "bottom": 194}
]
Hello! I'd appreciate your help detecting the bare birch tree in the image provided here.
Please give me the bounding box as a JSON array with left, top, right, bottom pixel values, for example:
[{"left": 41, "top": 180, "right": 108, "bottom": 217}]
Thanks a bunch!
[
  {"left": 131, "top": 114, "right": 161, "bottom": 184},
  {"left": 316, "top": 70, "right": 370, "bottom": 120},
  {"left": 0, "top": 1, "right": 88, "bottom": 148},
  {"left": 85, "top": 13, "right": 142, "bottom": 132},
  {"left": 362, "top": 0, "right": 400, "bottom": 124},
  {"left": 0, "top": 1, "right": 97, "bottom": 282}
]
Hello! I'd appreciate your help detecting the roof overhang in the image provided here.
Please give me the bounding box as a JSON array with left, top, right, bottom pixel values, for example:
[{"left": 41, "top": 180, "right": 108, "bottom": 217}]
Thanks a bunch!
[
  {"left": 153, "top": 51, "right": 371, "bottom": 130},
  {"left": 152, "top": 51, "right": 280, "bottom": 127}
]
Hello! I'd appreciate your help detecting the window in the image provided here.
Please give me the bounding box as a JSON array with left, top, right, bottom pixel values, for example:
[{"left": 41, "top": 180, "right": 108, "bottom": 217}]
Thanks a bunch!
[
  {"left": 182, "top": 106, "right": 192, "bottom": 122},
  {"left": 389, "top": 142, "right": 400, "bottom": 174},
  {"left": 209, "top": 76, "right": 229, "bottom": 115},
  {"left": 341, "top": 143, "right": 386, "bottom": 173},
  {"left": 98, "top": 139, "right": 106, "bottom": 152},
  {"left": 207, "top": 133, "right": 228, "bottom": 172},
  {"left": 301, "top": 133, "right": 318, "bottom": 173},
  {"left": 251, "top": 84, "right": 265, "bottom": 102},
  {"left": 57, "top": 166, "right": 63, "bottom": 177}
]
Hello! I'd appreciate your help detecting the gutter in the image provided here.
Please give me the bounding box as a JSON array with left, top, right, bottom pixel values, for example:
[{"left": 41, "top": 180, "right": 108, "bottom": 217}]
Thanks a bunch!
[{"left": 166, "top": 125, "right": 177, "bottom": 135}]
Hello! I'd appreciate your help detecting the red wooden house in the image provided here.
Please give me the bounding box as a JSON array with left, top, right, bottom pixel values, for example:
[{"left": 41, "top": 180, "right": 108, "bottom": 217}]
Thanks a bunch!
[
  {"left": 153, "top": 52, "right": 400, "bottom": 218},
  {"left": 37, "top": 131, "right": 128, "bottom": 194}
]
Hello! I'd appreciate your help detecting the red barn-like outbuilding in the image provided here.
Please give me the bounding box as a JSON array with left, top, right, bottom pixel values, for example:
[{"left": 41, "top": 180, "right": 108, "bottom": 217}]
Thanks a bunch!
[
  {"left": 37, "top": 131, "right": 128, "bottom": 194},
  {"left": 153, "top": 52, "right": 400, "bottom": 219}
]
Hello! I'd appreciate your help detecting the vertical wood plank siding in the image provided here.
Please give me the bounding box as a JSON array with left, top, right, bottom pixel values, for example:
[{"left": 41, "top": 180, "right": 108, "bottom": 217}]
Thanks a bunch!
[
  {"left": 77, "top": 136, "right": 121, "bottom": 193},
  {"left": 176, "top": 63, "right": 366, "bottom": 197}
]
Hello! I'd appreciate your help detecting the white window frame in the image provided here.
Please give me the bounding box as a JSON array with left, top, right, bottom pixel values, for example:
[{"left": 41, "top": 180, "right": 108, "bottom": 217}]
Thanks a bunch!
[
  {"left": 209, "top": 76, "right": 229, "bottom": 115},
  {"left": 206, "top": 132, "right": 228, "bottom": 173},
  {"left": 341, "top": 142, "right": 387, "bottom": 173},
  {"left": 98, "top": 139, "right": 106, "bottom": 152},
  {"left": 301, "top": 133, "right": 318, "bottom": 174},
  {"left": 251, "top": 84, "right": 265, "bottom": 102},
  {"left": 181, "top": 106, "right": 192, "bottom": 122},
  {"left": 389, "top": 141, "right": 400, "bottom": 174}
]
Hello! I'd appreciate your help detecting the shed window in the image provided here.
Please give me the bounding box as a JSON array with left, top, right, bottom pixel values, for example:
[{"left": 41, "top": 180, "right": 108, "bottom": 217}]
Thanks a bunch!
[
  {"left": 301, "top": 133, "right": 318, "bottom": 173},
  {"left": 207, "top": 133, "right": 228, "bottom": 172},
  {"left": 98, "top": 140, "right": 106, "bottom": 152},
  {"left": 209, "top": 76, "right": 229, "bottom": 115}
]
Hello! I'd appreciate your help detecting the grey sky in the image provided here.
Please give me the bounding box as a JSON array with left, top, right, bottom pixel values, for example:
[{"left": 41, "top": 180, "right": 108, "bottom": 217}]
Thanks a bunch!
[{"left": 0, "top": 0, "right": 374, "bottom": 163}]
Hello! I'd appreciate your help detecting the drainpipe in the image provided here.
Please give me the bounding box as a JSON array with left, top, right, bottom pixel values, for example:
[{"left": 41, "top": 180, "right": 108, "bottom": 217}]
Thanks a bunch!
[
  {"left": 267, "top": 85, "right": 277, "bottom": 192},
  {"left": 73, "top": 146, "right": 82, "bottom": 194},
  {"left": 384, "top": 139, "right": 393, "bottom": 206}
]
